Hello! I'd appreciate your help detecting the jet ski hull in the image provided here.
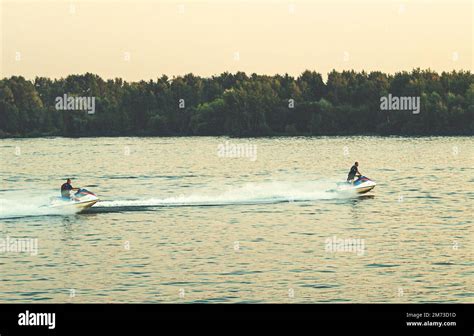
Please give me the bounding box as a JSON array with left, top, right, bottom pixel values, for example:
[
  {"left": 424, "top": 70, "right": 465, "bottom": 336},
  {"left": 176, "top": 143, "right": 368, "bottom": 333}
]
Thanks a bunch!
[
  {"left": 353, "top": 183, "right": 376, "bottom": 194},
  {"left": 49, "top": 189, "right": 99, "bottom": 212},
  {"left": 50, "top": 199, "right": 98, "bottom": 211}
]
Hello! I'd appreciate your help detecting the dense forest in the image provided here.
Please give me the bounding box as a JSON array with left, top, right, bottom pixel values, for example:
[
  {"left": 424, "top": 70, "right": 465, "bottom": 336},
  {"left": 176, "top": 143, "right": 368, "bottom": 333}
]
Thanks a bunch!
[{"left": 0, "top": 69, "right": 473, "bottom": 138}]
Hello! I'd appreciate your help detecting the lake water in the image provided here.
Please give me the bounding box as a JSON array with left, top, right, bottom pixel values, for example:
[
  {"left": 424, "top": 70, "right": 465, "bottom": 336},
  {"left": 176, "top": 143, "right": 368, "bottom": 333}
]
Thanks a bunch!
[{"left": 0, "top": 136, "right": 472, "bottom": 303}]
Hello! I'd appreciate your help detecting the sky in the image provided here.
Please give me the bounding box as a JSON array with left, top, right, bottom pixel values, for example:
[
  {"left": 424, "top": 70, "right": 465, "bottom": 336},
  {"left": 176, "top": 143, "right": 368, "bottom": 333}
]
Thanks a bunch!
[{"left": 1, "top": 0, "right": 472, "bottom": 81}]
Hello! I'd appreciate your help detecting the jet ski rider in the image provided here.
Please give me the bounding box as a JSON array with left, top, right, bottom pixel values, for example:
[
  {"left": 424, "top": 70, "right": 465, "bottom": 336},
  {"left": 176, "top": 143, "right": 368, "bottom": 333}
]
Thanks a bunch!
[
  {"left": 61, "top": 178, "right": 80, "bottom": 200},
  {"left": 347, "top": 162, "right": 361, "bottom": 183}
]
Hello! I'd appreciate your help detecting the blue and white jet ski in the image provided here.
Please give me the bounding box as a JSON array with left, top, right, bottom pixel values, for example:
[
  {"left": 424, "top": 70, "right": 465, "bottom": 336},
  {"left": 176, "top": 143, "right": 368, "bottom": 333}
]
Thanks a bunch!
[{"left": 337, "top": 176, "right": 376, "bottom": 194}]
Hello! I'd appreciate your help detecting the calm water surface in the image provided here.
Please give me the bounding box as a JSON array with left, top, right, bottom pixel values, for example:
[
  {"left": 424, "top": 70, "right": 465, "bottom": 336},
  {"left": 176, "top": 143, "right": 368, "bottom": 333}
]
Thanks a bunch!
[{"left": 0, "top": 136, "right": 472, "bottom": 303}]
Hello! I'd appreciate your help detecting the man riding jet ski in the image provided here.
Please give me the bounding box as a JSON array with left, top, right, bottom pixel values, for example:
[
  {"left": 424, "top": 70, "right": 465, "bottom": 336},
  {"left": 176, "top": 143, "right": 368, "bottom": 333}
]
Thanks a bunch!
[
  {"left": 61, "top": 178, "right": 80, "bottom": 200},
  {"left": 337, "top": 162, "right": 376, "bottom": 194},
  {"left": 347, "top": 162, "right": 361, "bottom": 183},
  {"left": 49, "top": 178, "right": 99, "bottom": 211}
]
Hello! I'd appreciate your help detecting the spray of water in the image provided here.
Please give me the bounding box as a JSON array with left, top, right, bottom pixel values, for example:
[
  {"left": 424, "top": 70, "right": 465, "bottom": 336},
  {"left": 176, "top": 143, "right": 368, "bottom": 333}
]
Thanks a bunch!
[
  {"left": 98, "top": 180, "right": 356, "bottom": 208},
  {"left": 0, "top": 190, "right": 79, "bottom": 219},
  {"left": 0, "top": 180, "right": 357, "bottom": 218}
]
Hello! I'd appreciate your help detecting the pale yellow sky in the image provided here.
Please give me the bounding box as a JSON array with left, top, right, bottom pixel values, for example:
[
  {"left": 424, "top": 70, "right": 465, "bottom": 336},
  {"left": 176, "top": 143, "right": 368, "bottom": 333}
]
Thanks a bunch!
[{"left": 1, "top": 0, "right": 472, "bottom": 80}]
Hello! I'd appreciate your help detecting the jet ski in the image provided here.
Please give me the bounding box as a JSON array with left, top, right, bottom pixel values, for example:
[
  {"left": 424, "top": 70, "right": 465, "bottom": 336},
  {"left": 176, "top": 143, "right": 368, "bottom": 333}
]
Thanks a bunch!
[
  {"left": 337, "top": 176, "right": 376, "bottom": 194},
  {"left": 49, "top": 188, "right": 99, "bottom": 211}
]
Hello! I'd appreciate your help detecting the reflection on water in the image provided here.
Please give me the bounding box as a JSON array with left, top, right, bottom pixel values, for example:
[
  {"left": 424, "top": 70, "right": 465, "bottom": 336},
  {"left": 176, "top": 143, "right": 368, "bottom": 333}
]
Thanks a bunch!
[{"left": 0, "top": 136, "right": 472, "bottom": 303}]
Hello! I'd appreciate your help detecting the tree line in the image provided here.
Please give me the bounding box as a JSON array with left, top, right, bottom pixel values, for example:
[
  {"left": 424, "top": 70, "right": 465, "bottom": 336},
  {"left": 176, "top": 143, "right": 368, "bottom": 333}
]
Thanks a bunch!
[{"left": 0, "top": 69, "right": 472, "bottom": 137}]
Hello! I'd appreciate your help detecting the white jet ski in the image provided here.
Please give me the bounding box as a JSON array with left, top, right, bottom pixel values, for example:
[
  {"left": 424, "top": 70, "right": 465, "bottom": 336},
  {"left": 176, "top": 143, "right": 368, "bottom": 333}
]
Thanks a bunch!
[
  {"left": 49, "top": 188, "right": 99, "bottom": 211},
  {"left": 337, "top": 176, "right": 376, "bottom": 194}
]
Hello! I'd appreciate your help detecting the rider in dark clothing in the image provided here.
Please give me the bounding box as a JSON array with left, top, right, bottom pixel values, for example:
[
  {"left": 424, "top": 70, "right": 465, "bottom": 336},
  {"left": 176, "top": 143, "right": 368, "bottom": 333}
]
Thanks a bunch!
[
  {"left": 347, "top": 162, "right": 361, "bottom": 183},
  {"left": 61, "top": 179, "right": 79, "bottom": 199}
]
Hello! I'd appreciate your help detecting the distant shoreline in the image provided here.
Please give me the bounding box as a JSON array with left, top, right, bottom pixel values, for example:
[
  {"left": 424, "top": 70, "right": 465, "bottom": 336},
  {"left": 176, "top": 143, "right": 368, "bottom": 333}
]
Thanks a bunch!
[
  {"left": 1, "top": 134, "right": 472, "bottom": 140},
  {"left": 1, "top": 69, "right": 473, "bottom": 138}
]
